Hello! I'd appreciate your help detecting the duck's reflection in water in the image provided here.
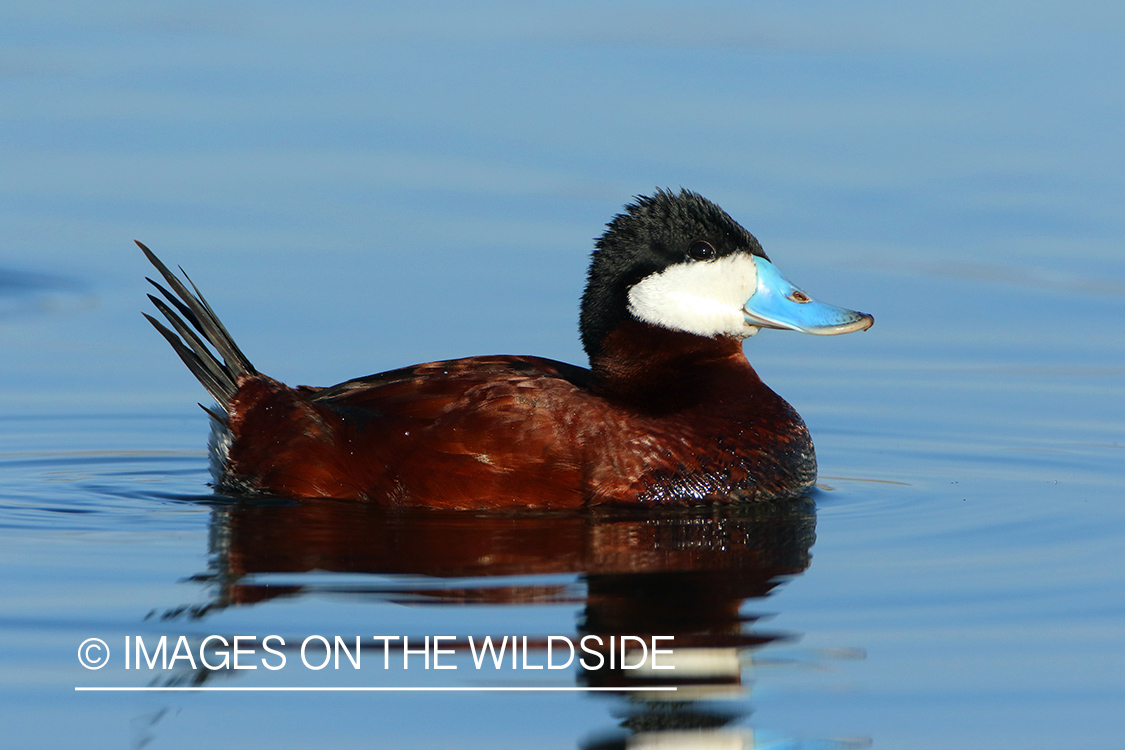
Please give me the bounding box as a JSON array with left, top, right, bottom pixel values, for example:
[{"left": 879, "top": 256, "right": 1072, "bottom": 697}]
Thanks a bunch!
[{"left": 180, "top": 497, "right": 818, "bottom": 748}]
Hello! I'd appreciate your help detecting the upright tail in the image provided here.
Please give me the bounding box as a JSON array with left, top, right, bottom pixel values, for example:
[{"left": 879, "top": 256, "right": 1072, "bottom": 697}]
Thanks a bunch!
[{"left": 139, "top": 240, "right": 256, "bottom": 420}]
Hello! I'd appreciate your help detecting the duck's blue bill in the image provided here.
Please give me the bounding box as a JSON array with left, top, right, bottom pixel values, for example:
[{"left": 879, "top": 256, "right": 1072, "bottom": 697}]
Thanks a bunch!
[{"left": 743, "top": 258, "right": 874, "bottom": 335}]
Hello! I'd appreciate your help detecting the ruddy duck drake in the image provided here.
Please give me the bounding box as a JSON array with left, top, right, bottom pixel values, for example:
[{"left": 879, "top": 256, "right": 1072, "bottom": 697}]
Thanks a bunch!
[{"left": 141, "top": 189, "right": 872, "bottom": 509}]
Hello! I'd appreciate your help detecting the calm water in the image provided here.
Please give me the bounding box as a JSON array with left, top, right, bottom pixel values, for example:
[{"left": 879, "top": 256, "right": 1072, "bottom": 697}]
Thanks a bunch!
[{"left": 2, "top": 2, "right": 1123, "bottom": 748}]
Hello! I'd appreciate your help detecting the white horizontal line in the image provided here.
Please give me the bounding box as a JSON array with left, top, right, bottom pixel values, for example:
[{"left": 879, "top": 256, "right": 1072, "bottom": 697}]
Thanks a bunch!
[{"left": 76, "top": 686, "right": 678, "bottom": 692}]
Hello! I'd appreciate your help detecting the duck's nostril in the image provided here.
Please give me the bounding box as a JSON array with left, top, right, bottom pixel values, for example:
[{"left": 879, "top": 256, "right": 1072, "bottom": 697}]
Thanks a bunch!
[{"left": 789, "top": 291, "right": 810, "bottom": 303}]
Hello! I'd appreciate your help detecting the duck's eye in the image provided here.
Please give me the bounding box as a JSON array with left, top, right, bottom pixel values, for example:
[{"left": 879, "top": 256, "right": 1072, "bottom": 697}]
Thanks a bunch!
[{"left": 688, "top": 241, "right": 716, "bottom": 261}]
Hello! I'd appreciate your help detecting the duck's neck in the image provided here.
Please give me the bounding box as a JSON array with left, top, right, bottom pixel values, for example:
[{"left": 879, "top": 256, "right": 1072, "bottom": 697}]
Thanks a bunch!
[{"left": 588, "top": 319, "right": 761, "bottom": 412}]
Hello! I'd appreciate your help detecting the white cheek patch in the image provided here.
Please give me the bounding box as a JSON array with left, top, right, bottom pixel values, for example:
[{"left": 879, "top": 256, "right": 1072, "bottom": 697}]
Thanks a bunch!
[{"left": 627, "top": 253, "right": 760, "bottom": 339}]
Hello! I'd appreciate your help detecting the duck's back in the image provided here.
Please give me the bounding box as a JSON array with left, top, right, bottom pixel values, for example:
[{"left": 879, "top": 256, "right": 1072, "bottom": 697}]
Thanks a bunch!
[
  {"left": 213, "top": 347, "right": 816, "bottom": 509},
  {"left": 215, "top": 356, "right": 593, "bottom": 508}
]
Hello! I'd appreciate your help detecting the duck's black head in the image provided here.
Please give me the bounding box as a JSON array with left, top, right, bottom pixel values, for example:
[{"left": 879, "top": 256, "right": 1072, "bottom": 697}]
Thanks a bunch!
[
  {"left": 579, "top": 189, "right": 873, "bottom": 361},
  {"left": 580, "top": 189, "right": 766, "bottom": 358}
]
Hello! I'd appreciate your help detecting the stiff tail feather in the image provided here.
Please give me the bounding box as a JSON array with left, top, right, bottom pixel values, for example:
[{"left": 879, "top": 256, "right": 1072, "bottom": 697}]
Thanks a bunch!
[{"left": 138, "top": 240, "right": 256, "bottom": 421}]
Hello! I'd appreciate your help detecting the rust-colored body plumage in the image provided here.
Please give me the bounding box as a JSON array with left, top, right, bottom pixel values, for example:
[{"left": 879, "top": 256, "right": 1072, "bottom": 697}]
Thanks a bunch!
[{"left": 217, "top": 321, "right": 814, "bottom": 508}]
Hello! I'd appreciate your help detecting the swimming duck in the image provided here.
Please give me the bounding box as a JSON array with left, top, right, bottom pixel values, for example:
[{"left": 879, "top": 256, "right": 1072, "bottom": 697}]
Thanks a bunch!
[{"left": 141, "top": 189, "right": 872, "bottom": 509}]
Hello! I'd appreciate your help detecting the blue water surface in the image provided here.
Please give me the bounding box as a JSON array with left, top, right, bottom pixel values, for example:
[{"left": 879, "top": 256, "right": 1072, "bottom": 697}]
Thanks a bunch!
[{"left": 2, "top": 2, "right": 1123, "bottom": 748}]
